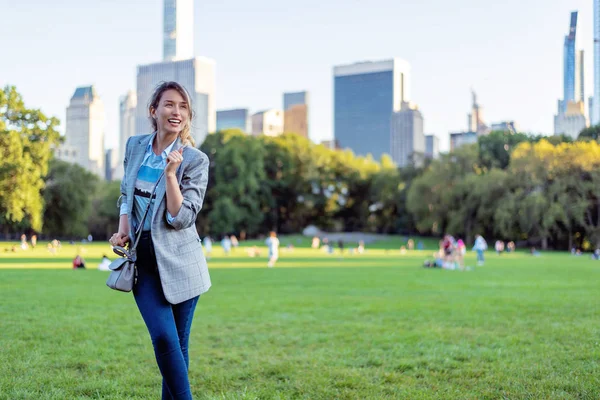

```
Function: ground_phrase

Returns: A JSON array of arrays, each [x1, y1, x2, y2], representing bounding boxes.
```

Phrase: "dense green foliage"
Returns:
[[0, 86, 61, 233], [199, 130, 411, 236], [3, 86, 600, 250], [408, 134, 600, 249]]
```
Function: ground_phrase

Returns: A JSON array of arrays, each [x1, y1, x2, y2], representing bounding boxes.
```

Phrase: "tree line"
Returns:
[[2, 85, 600, 250]]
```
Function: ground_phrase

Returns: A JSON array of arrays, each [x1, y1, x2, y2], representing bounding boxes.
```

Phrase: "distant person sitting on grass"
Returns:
[[98, 255, 111, 271], [530, 247, 541, 257], [312, 236, 320, 249], [72, 255, 86, 269], [20, 234, 29, 250], [495, 240, 505, 255], [357, 240, 365, 254]]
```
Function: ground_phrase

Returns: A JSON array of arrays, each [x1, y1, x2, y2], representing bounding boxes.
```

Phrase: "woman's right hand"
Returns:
[[109, 232, 130, 247]]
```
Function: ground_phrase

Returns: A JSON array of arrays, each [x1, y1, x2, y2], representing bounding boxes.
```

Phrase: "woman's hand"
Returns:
[[165, 147, 184, 177], [109, 232, 130, 247]]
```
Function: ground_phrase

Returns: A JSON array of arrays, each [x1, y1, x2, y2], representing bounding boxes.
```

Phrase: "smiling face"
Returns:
[[150, 89, 190, 137]]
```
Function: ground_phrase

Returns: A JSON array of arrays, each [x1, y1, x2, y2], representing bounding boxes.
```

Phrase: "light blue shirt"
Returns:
[[120, 134, 179, 231]]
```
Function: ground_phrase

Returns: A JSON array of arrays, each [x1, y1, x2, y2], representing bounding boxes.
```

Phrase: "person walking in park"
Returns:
[[203, 236, 213, 260], [109, 81, 211, 400], [266, 231, 280, 268], [473, 235, 488, 266]]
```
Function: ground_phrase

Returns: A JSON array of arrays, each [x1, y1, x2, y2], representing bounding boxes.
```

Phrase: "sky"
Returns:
[[0, 0, 593, 153]]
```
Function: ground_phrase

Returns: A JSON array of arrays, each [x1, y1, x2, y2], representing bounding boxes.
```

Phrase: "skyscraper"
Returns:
[[563, 11, 578, 112], [594, 1, 600, 124], [217, 109, 251, 132], [390, 102, 425, 167], [575, 50, 585, 103], [113, 91, 137, 181], [163, 0, 193, 61], [136, 0, 216, 145], [555, 11, 587, 136], [284, 92, 308, 110], [136, 57, 215, 144], [425, 134, 439, 159], [554, 101, 587, 139], [283, 91, 309, 138], [251, 110, 284, 136], [59, 86, 105, 178], [334, 58, 411, 159], [491, 121, 518, 134], [468, 90, 489, 135]]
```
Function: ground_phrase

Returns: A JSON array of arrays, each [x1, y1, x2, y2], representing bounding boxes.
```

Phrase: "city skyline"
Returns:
[[0, 0, 594, 153]]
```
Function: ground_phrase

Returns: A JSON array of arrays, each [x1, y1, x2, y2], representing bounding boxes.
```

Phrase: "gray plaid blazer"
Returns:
[[120, 134, 211, 304]]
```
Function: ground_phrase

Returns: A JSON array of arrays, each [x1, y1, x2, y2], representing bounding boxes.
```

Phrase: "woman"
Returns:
[[109, 81, 211, 400]]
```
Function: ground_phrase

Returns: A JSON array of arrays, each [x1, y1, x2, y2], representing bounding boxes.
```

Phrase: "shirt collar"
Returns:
[[146, 132, 178, 159]]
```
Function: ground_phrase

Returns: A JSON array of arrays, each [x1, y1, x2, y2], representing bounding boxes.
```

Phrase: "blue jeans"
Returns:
[[476, 249, 484, 264], [134, 232, 199, 400]]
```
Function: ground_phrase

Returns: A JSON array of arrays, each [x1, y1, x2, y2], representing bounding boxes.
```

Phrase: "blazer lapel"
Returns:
[[151, 137, 183, 223], [127, 134, 153, 215]]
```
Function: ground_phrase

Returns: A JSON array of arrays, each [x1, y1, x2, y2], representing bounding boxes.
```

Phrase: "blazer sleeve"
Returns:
[[166, 150, 209, 230], [119, 137, 133, 216]]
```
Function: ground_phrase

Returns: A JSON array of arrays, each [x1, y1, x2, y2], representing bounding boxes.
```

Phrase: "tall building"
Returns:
[[283, 91, 309, 138], [554, 101, 587, 139], [491, 121, 518, 133], [163, 0, 193, 61], [320, 139, 340, 150], [390, 102, 425, 167], [113, 91, 136, 181], [425, 134, 439, 159], [105, 149, 115, 181], [593, 1, 600, 124], [575, 50, 585, 103], [555, 11, 587, 135], [136, 57, 216, 144], [136, 0, 216, 145], [563, 11, 578, 112], [217, 109, 251, 133], [334, 58, 411, 159], [468, 90, 489, 135], [449, 131, 477, 152], [251, 110, 284, 136], [58, 86, 105, 177], [284, 91, 308, 110]]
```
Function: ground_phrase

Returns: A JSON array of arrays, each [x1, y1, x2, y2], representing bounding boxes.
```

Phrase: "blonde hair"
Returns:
[[148, 81, 195, 147]]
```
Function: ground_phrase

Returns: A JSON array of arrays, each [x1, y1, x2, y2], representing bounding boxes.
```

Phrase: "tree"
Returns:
[[477, 130, 530, 170], [200, 130, 266, 236], [578, 125, 600, 141], [0, 86, 61, 233], [88, 180, 122, 240], [42, 160, 99, 238]]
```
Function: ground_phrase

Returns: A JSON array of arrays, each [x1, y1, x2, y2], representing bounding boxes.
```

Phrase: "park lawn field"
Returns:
[[0, 242, 598, 399]]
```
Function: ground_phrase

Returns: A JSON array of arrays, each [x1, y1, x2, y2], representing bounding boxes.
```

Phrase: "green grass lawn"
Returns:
[[0, 239, 598, 399]]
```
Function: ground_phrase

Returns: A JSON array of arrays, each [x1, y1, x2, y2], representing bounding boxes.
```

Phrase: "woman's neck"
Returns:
[[153, 131, 178, 155]]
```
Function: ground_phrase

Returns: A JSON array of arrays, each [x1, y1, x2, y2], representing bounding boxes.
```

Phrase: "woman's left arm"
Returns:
[[165, 149, 209, 230]]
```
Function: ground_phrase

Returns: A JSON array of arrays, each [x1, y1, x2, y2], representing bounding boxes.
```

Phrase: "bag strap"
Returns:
[[130, 170, 165, 252]]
